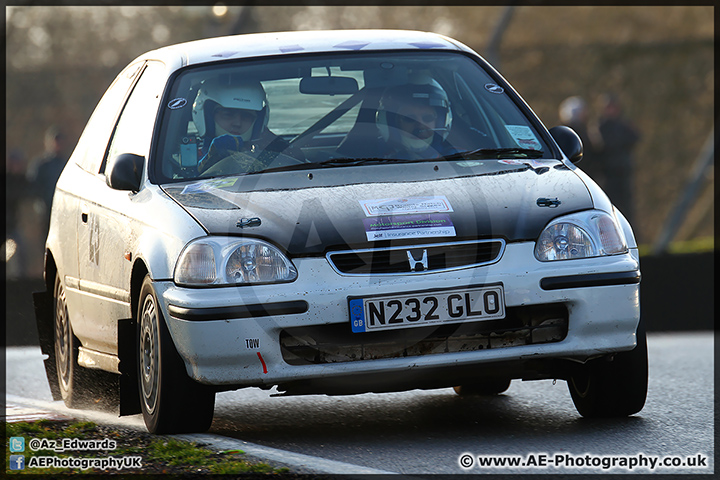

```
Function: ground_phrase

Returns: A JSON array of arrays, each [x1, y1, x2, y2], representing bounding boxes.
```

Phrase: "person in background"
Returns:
[[26, 125, 69, 231], [6, 148, 29, 239], [4, 148, 31, 278], [558, 95, 602, 181], [594, 93, 641, 225]]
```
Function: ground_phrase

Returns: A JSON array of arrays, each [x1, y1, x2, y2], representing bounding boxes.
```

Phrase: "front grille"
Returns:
[[327, 239, 505, 275], [280, 304, 568, 365]]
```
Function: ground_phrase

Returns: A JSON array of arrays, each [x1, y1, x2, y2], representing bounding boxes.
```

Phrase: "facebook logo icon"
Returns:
[[9, 455, 25, 470]]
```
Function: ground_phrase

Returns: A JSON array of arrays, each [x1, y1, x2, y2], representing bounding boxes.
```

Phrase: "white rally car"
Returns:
[[34, 30, 646, 434]]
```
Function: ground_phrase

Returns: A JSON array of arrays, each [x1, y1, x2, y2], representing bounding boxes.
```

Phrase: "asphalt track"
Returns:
[[5, 331, 714, 475]]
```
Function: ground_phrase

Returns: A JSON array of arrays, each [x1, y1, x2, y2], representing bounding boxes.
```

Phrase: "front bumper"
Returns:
[[156, 242, 641, 391]]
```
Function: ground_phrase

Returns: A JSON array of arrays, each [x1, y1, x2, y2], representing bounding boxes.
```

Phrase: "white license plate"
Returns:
[[349, 285, 505, 333]]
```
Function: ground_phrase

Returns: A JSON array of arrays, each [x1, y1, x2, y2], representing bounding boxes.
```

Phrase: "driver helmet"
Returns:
[[377, 78, 452, 152], [192, 78, 269, 142]]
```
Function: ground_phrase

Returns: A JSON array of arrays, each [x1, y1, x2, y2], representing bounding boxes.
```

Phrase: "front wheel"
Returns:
[[568, 320, 648, 417], [138, 276, 215, 433]]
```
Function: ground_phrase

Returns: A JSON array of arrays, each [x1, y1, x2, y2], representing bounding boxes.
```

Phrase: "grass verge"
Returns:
[[638, 236, 715, 257], [5, 419, 291, 475]]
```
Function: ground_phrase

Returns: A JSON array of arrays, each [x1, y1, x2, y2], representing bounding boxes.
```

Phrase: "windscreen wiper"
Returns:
[[443, 147, 545, 161], [257, 156, 410, 174]]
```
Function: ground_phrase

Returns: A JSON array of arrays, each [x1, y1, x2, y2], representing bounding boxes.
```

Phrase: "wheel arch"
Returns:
[[130, 259, 150, 320], [43, 248, 58, 292], [117, 258, 151, 416]]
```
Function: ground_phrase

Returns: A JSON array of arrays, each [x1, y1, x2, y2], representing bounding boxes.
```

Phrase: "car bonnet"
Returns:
[[161, 160, 593, 255]]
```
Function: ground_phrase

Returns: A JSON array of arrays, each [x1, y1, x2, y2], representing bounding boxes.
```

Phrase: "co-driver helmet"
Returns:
[[377, 79, 453, 148]]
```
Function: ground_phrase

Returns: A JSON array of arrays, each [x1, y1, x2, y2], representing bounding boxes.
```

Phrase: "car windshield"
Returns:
[[154, 51, 553, 182]]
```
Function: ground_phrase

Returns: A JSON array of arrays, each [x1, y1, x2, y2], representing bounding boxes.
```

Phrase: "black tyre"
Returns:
[[454, 378, 511, 396], [53, 273, 92, 408], [138, 275, 215, 434], [568, 319, 648, 417]]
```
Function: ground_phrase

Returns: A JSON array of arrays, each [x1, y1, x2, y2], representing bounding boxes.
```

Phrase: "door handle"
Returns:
[[81, 204, 89, 223]]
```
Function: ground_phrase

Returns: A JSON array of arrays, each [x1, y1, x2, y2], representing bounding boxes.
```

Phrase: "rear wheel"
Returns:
[[454, 378, 511, 396], [568, 320, 648, 417], [53, 273, 91, 408], [138, 275, 215, 433]]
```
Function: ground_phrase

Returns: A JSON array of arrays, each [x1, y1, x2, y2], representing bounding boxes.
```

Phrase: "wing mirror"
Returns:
[[549, 126, 583, 164], [106, 153, 144, 192]]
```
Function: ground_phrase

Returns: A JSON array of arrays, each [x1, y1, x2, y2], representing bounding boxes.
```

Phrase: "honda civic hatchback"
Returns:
[[34, 29, 646, 434]]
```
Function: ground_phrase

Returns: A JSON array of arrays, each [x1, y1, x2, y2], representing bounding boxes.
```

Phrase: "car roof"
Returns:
[[137, 30, 473, 69]]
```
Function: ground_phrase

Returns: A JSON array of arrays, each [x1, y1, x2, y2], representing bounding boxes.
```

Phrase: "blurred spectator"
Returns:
[[4, 148, 30, 278], [594, 93, 641, 225], [26, 125, 69, 231], [558, 95, 602, 180], [4, 147, 47, 278], [6, 148, 29, 237]]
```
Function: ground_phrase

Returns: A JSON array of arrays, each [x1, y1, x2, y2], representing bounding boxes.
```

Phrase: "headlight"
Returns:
[[535, 210, 627, 261], [175, 237, 297, 286]]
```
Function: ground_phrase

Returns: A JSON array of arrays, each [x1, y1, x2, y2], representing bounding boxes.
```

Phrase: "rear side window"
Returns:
[[73, 62, 143, 174], [103, 61, 167, 174]]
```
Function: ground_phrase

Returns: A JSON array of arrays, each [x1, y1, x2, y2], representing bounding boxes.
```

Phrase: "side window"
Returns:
[[75, 62, 143, 173], [103, 61, 167, 174]]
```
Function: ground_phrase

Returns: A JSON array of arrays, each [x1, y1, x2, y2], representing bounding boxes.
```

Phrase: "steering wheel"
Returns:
[[199, 150, 304, 177]]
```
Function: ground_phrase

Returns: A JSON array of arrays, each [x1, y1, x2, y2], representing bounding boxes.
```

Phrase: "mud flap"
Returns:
[[118, 318, 141, 416], [33, 290, 62, 401]]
